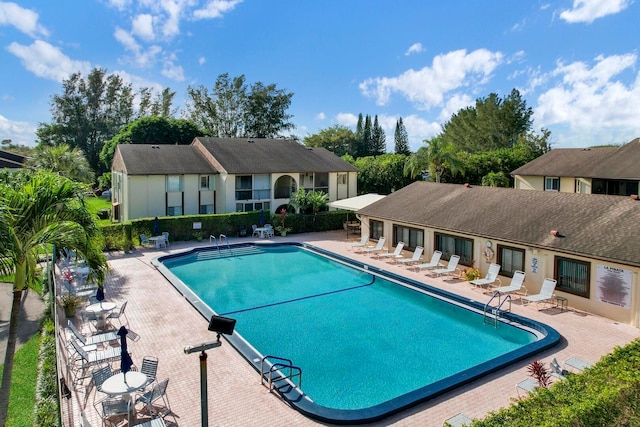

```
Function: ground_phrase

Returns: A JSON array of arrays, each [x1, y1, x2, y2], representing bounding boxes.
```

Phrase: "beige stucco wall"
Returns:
[[514, 175, 543, 190], [359, 215, 640, 327]]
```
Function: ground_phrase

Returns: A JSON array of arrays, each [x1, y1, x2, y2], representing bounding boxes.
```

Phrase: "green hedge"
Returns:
[[471, 338, 640, 426], [33, 318, 57, 427], [100, 210, 351, 250]]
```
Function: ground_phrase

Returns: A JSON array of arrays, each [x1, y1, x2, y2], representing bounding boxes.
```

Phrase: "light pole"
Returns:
[[184, 315, 237, 427]]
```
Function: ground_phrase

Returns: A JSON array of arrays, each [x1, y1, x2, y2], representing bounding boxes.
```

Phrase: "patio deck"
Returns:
[[60, 230, 640, 426]]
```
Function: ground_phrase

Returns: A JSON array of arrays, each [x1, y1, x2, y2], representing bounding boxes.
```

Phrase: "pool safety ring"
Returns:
[[483, 247, 495, 262]]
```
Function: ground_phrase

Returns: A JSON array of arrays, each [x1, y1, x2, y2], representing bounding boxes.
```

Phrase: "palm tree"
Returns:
[[403, 146, 429, 179], [0, 169, 108, 425], [424, 136, 465, 183], [25, 143, 95, 184]]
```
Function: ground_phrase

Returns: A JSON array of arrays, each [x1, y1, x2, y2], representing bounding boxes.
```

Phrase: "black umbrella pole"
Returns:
[[200, 351, 208, 427]]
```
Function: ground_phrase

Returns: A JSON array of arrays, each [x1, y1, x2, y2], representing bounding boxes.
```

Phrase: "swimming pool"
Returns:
[[154, 243, 560, 424]]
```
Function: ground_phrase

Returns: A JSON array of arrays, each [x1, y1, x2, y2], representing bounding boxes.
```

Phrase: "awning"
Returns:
[[327, 193, 385, 212]]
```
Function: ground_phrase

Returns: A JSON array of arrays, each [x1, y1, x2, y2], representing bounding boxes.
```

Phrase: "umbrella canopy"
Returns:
[[96, 287, 105, 303], [259, 209, 265, 226], [153, 216, 160, 235], [117, 326, 134, 377]]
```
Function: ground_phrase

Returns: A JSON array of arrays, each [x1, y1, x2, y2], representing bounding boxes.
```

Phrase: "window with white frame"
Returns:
[[497, 245, 525, 277], [337, 173, 347, 185], [200, 175, 215, 190], [166, 175, 182, 192], [555, 256, 590, 297], [545, 177, 559, 191]]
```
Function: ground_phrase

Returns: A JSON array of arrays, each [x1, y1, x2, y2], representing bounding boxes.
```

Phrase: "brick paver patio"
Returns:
[[61, 231, 640, 426]]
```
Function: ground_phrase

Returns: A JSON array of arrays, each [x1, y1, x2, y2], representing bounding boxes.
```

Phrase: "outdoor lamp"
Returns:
[[185, 315, 236, 427]]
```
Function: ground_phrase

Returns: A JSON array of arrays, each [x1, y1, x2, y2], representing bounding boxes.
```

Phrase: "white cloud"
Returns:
[[535, 53, 640, 131], [405, 43, 424, 56], [360, 48, 503, 109], [161, 55, 185, 81], [559, 0, 631, 24], [105, 0, 131, 11], [6, 40, 91, 81], [132, 14, 155, 41], [315, 112, 325, 120], [335, 113, 358, 127], [193, 0, 243, 20], [114, 26, 162, 68], [0, 114, 37, 146], [198, 56, 206, 65], [0, 2, 49, 38]]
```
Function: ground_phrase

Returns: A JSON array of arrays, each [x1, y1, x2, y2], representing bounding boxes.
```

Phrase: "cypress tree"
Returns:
[[362, 114, 372, 157], [394, 117, 410, 155], [371, 115, 386, 155]]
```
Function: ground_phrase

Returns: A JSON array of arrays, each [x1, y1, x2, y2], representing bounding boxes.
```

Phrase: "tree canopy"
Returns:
[[394, 117, 410, 155], [352, 153, 413, 194], [441, 88, 533, 153], [186, 73, 294, 138], [303, 125, 357, 157], [100, 116, 204, 170], [25, 144, 95, 184]]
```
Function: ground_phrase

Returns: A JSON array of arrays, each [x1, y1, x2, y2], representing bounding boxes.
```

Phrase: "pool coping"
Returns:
[[152, 241, 561, 425]]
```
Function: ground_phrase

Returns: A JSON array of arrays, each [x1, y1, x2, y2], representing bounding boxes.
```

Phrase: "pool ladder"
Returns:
[[483, 291, 512, 327], [260, 355, 302, 393], [209, 234, 232, 255]]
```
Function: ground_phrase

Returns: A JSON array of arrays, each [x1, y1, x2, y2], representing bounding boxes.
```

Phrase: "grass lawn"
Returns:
[[0, 333, 41, 427], [85, 194, 113, 226]]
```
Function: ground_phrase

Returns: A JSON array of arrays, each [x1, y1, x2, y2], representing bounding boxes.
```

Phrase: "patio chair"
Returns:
[[140, 234, 151, 247], [550, 357, 570, 379], [106, 301, 129, 327], [361, 237, 386, 255], [162, 231, 170, 246], [493, 270, 527, 296], [135, 378, 172, 418], [68, 320, 119, 346], [515, 377, 539, 398], [251, 224, 260, 237], [430, 255, 461, 279], [138, 356, 159, 390], [98, 397, 130, 427], [91, 364, 115, 394], [563, 356, 591, 372], [349, 234, 369, 251], [264, 224, 275, 238], [413, 250, 442, 272], [131, 417, 167, 427], [68, 336, 121, 383], [397, 246, 424, 266], [443, 412, 473, 427], [470, 263, 502, 289], [376, 241, 405, 260], [522, 278, 557, 309]]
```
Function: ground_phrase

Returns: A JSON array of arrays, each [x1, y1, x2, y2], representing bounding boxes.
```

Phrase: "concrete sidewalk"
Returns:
[[0, 282, 46, 364]]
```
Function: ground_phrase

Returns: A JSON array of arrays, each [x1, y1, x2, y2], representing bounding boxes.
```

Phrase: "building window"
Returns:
[[574, 179, 588, 194], [337, 173, 347, 185], [167, 205, 182, 216], [235, 202, 271, 213], [497, 245, 525, 277], [370, 219, 383, 240], [434, 233, 473, 266], [235, 175, 252, 200], [200, 175, 215, 190], [167, 175, 182, 192], [392, 225, 424, 251], [545, 177, 559, 191], [315, 173, 329, 193], [200, 204, 213, 214], [253, 174, 270, 200], [555, 256, 590, 297]]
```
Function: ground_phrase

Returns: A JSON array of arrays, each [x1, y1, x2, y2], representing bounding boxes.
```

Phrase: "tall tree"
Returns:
[[100, 116, 203, 169], [303, 125, 357, 157], [441, 88, 533, 153], [0, 170, 108, 425], [355, 113, 364, 157], [423, 136, 465, 183], [371, 115, 386, 155], [186, 73, 294, 139], [26, 144, 95, 183], [361, 114, 372, 157], [36, 67, 173, 176], [404, 145, 429, 179], [394, 117, 410, 155], [355, 153, 414, 194]]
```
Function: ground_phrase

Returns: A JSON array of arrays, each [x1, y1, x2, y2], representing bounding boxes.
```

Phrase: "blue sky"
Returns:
[[1, 0, 639, 152]]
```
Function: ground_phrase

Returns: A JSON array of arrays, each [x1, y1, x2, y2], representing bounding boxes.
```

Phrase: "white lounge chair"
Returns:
[[413, 250, 442, 272], [493, 270, 527, 296], [376, 242, 405, 260], [430, 255, 461, 278], [523, 278, 557, 309], [397, 246, 424, 266], [362, 237, 386, 255], [443, 412, 473, 427], [349, 234, 369, 251], [563, 356, 591, 372], [470, 263, 502, 289]]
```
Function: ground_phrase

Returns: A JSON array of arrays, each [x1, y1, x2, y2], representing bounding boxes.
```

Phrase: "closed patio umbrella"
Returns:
[[117, 326, 134, 381], [153, 216, 160, 235], [96, 287, 105, 306]]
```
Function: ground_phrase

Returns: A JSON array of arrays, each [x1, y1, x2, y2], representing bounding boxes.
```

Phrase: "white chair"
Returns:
[[135, 378, 172, 418], [361, 237, 386, 255], [413, 250, 442, 272], [264, 224, 275, 238], [161, 231, 170, 246], [251, 224, 260, 238], [140, 234, 151, 247], [349, 234, 369, 251], [563, 356, 591, 372], [430, 255, 461, 278], [376, 241, 405, 260], [106, 301, 129, 328], [523, 278, 557, 309], [493, 270, 527, 296], [470, 263, 502, 289], [397, 246, 424, 266], [443, 412, 473, 427]]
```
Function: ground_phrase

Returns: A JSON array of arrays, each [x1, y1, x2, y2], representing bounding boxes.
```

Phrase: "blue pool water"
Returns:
[[155, 243, 560, 424]]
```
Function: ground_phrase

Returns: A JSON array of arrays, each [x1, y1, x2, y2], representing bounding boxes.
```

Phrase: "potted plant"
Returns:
[[275, 208, 292, 236], [60, 294, 83, 318], [461, 267, 481, 282]]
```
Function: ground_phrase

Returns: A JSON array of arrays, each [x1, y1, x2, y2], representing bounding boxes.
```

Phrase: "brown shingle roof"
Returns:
[[113, 144, 218, 175], [0, 150, 26, 168], [511, 138, 640, 179], [194, 137, 358, 174], [358, 181, 640, 267]]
